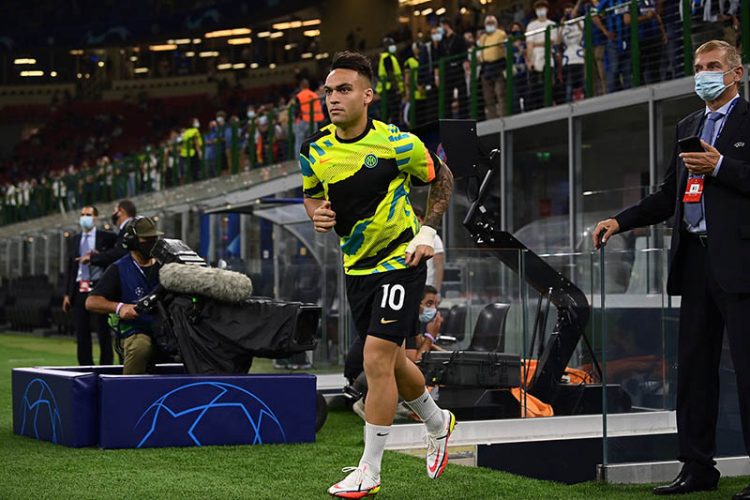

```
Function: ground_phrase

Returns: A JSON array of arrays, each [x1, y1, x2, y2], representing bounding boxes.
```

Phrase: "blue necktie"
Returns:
[[80, 233, 91, 281], [684, 111, 722, 227]]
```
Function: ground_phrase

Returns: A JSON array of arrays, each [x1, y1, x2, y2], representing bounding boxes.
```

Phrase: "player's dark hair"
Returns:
[[118, 199, 137, 217], [330, 51, 373, 84], [423, 285, 438, 297]]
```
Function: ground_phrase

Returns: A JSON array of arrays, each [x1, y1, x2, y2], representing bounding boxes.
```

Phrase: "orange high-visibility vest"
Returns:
[[296, 88, 324, 123]]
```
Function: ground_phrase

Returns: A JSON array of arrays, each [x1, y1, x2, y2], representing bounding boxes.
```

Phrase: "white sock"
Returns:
[[359, 422, 390, 478], [405, 390, 445, 435]]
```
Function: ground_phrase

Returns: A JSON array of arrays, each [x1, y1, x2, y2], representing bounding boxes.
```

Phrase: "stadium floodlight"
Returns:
[[257, 31, 271, 38], [150, 44, 177, 51], [269, 63, 276, 69], [232, 63, 246, 69], [250, 63, 259, 69], [192, 38, 201, 44], [217, 63, 232, 70], [303, 29, 320, 37], [227, 37, 252, 45], [301, 52, 313, 59], [134, 67, 149, 74], [14, 58, 37, 65], [174, 38, 191, 45], [436, 7, 446, 15], [69, 49, 84, 56], [270, 32, 284, 39], [129, 56, 138, 62], [97, 61, 105, 68], [283, 43, 297, 51], [301, 19, 321, 26], [185, 51, 195, 57], [50, 71, 58, 77], [199, 51, 219, 57], [314, 52, 329, 60], [20, 70, 44, 77], [205, 28, 251, 38], [421, 7, 433, 15]]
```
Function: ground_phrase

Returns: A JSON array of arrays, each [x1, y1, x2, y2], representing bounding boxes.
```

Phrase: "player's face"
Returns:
[[324, 68, 373, 128]]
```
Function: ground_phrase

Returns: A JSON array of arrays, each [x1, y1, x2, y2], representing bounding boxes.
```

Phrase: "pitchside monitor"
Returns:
[[439, 119, 481, 180]]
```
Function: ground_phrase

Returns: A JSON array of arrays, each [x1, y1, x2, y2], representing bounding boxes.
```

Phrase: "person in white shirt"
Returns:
[[525, 0, 557, 110]]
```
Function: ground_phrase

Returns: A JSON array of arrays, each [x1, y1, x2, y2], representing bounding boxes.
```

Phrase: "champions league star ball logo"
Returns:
[[134, 382, 287, 448], [134, 286, 145, 298], [19, 378, 63, 443]]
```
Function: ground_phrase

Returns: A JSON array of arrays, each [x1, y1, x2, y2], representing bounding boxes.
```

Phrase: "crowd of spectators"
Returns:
[[0, 1, 745, 226]]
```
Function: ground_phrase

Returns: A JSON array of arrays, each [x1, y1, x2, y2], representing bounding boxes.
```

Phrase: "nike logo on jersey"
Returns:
[[380, 318, 398, 324]]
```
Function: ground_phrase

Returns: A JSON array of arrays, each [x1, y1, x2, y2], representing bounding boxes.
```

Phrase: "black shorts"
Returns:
[[346, 263, 427, 345]]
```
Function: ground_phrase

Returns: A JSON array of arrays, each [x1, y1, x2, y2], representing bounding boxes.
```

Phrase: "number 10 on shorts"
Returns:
[[380, 284, 405, 311]]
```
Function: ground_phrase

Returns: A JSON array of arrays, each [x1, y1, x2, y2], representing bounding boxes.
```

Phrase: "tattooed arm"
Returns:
[[424, 163, 454, 229], [405, 163, 454, 266]]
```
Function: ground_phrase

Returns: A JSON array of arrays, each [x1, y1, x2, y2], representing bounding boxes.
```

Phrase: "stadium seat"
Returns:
[[466, 303, 511, 352]]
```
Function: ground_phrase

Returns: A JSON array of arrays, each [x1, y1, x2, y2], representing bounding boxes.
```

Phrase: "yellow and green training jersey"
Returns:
[[300, 119, 442, 275]]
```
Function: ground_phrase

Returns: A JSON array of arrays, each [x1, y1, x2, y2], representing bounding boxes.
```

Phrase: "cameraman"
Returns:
[[85, 217, 162, 374]]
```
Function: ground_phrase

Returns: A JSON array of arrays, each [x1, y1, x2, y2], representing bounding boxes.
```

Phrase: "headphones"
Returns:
[[121, 216, 145, 250]]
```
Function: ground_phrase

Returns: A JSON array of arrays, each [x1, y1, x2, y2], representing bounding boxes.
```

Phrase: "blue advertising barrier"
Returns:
[[12, 365, 317, 449], [12, 368, 99, 448], [99, 374, 316, 449]]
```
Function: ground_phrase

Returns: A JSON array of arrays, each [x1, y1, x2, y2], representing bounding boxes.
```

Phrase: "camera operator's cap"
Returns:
[[133, 216, 163, 238]]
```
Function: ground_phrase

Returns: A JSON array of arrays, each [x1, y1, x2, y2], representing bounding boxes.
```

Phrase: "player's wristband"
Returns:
[[423, 333, 436, 342], [115, 302, 124, 317], [405, 225, 437, 255]]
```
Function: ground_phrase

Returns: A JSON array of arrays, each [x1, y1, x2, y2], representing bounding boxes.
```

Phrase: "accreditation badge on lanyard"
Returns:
[[683, 176, 704, 203]]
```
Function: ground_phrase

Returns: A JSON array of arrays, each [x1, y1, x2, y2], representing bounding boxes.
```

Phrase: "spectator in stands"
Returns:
[[376, 37, 404, 125], [204, 120, 220, 178], [588, 0, 615, 96], [63, 205, 117, 366], [179, 117, 203, 183], [596, 0, 631, 93], [440, 17, 469, 118], [86, 217, 162, 375], [215, 110, 228, 173], [525, 0, 557, 110], [294, 78, 325, 153], [509, 21, 530, 114], [624, 0, 667, 85], [403, 42, 427, 127], [419, 27, 445, 124], [478, 15, 509, 119], [90, 198, 136, 269], [558, 2, 586, 102]]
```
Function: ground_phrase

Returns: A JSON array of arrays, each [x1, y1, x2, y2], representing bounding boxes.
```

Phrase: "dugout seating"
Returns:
[[437, 303, 510, 353]]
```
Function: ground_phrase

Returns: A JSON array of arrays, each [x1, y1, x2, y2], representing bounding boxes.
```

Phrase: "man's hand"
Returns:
[[312, 200, 337, 233], [680, 140, 721, 176], [118, 304, 139, 321], [426, 311, 443, 337], [592, 218, 620, 248], [62, 295, 71, 313], [77, 252, 91, 264], [405, 225, 436, 266]]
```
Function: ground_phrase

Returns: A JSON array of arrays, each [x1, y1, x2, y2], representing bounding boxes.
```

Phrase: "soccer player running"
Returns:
[[300, 51, 455, 498]]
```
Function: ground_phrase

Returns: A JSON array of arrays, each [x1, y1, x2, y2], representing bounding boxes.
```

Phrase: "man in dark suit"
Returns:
[[593, 40, 750, 498], [89, 199, 136, 269], [62, 205, 117, 366]]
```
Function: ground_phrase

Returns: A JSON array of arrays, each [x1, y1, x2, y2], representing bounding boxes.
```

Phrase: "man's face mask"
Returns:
[[694, 68, 736, 102]]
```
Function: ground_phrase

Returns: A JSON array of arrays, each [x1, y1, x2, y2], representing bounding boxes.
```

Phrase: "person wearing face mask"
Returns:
[[524, 0, 556, 110], [405, 285, 445, 363], [477, 15, 508, 119], [178, 116, 203, 183], [86, 217, 163, 375], [89, 199, 136, 269], [508, 21, 530, 114], [204, 120, 220, 178], [63, 205, 117, 366], [376, 37, 404, 125], [418, 26, 446, 124], [439, 17, 468, 118], [592, 41, 750, 498]]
